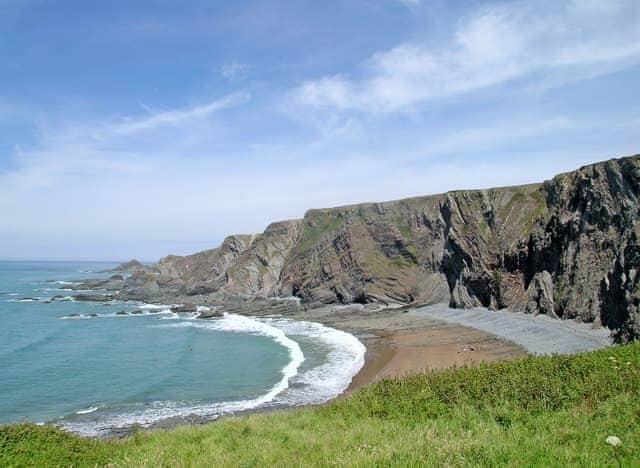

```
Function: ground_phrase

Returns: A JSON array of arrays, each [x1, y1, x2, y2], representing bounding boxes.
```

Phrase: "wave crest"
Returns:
[[62, 314, 364, 437]]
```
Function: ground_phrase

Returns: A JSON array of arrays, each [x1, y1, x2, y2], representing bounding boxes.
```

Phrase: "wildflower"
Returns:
[[606, 435, 621, 447]]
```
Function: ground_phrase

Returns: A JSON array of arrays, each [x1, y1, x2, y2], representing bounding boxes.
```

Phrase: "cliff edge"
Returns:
[[124, 154, 640, 342]]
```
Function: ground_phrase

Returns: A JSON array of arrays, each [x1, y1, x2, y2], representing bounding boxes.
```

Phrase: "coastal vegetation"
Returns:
[[2, 343, 639, 466]]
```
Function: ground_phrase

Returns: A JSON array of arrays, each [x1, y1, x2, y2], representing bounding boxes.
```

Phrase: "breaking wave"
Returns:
[[61, 313, 365, 437]]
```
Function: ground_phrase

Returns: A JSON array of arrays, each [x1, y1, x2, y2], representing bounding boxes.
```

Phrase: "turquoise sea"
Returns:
[[0, 261, 365, 437]]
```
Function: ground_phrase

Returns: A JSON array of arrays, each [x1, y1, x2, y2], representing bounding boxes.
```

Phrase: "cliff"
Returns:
[[131, 154, 640, 341]]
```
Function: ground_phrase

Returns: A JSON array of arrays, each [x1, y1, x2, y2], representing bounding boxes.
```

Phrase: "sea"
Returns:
[[0, 261, 365, 437]]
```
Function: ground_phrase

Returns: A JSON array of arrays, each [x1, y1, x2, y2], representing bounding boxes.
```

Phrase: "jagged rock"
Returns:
[[119, 271, 161, 300], [62, 278, 125, 291], [171, 305, 198, 313], [525, 271, 556, 317], [196, 310, 223, 319], [74, 294, 114, 302], [106, 260, 144, 273]]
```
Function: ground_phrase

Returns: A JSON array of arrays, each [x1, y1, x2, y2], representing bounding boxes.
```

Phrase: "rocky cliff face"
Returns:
[[153, 220, 303, 298], [132, 155, 640, 341]]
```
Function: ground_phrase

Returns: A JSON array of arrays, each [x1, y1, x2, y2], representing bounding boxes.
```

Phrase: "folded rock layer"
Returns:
[[125, 154, 640, 341]]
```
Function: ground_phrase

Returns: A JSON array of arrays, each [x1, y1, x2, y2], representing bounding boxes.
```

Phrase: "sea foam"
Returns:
[[62, 313, 365, 438]]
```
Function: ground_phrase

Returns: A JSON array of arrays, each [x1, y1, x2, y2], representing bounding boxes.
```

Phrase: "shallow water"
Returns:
[[0, 261, 365, 437]]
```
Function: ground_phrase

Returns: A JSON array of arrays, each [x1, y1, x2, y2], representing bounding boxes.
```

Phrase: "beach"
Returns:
[[287, 305, 526, 394], [286, 303, 612, 395]]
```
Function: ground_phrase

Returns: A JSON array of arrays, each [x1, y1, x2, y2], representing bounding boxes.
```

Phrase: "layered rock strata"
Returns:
[[80, 155, 640, 341]]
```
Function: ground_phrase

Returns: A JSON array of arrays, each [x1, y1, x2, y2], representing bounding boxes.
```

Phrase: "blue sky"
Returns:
[[1, 0, 639, 261]]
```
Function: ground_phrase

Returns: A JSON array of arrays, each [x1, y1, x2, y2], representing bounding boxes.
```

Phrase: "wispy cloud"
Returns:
[[1, 0, 638, 260], [2, 92, 250, 191], [292, 0, 640, 113], [110, 92, 250, 135], [220, 61, 249, 80], [1, 99, 637, 260]]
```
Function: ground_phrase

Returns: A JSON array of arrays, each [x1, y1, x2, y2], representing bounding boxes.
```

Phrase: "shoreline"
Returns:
[[47, 299, 612, 438], [81, 304, 530, 438], [320, 307, 529, 396]]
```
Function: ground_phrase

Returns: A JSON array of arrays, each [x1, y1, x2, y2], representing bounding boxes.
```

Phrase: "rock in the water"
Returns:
[[196, 309, 222, 319], [74, 294, 114, 302], [171, 304, 198, 313], [62, 278, 125, 291]]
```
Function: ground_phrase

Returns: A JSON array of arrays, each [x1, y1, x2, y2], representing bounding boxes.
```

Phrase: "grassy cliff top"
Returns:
[[2, 343, 639, 467]]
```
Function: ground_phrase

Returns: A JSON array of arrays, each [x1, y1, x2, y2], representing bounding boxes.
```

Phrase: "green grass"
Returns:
[[2, 344, 640, 467], [298, 213, 345, 252], [394, 217, 413, 237]]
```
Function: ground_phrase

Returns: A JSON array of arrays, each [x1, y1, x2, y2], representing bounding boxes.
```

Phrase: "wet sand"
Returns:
[[290, 302, 613, 395], [289, 304, 529, 394]]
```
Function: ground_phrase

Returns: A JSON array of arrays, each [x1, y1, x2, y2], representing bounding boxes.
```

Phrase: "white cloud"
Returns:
[[109, 92, 250, 135], [2, 0, 638, 260], [1, 92, 250, 194], [292, 0, 640, 113], [220, 61, 249, 80], [1, 99, 637, 260]]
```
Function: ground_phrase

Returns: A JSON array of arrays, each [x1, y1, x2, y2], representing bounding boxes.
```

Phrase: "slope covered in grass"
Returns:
[[2, 344, 639, 467]]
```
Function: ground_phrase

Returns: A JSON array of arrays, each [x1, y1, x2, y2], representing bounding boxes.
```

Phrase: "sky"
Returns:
[[1, 0, 639, 261]]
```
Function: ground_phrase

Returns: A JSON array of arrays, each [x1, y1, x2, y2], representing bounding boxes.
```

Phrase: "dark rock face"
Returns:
[[110, 154, 640, 341], [279, 155, 640, 342]]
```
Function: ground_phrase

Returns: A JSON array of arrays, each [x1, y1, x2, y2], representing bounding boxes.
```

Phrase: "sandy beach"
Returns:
[[290, 305, 526, 394], [288, 303, 613, 395]]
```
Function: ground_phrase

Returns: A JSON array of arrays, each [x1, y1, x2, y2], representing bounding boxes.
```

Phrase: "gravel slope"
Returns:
[[410, 304, 612, 355]]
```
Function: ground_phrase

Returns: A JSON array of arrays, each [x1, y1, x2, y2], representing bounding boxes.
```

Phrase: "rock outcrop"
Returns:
[[105, 259, 145, 273], [153, 220, 303, 298], [114, 155, 640, 341]]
